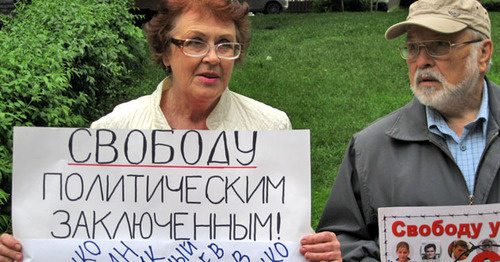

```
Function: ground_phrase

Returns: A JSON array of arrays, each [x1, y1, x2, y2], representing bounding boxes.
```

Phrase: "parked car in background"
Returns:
[[135, 0, 289, 15], [241, 0, 289, 14]]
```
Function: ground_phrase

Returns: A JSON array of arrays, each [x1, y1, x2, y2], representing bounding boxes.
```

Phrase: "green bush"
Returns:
[[0, 0, 149, 232]]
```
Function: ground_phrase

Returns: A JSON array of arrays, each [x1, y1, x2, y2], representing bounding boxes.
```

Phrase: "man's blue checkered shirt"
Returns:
[[426, 81, 489, 194]]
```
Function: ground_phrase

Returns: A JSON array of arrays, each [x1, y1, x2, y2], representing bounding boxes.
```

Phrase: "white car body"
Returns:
[[242, 0, 289, 14]]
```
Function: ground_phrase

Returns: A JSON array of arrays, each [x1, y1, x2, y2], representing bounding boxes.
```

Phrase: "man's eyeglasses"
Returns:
[[170, 38, 242, 60], [398, 39, 483, 60]]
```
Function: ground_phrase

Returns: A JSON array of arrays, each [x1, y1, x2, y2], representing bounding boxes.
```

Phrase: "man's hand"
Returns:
[[300, 231, 342, 262]]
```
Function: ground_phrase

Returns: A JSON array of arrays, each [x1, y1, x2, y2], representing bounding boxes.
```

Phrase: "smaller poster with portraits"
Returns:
[[378, 203, 500, 262]]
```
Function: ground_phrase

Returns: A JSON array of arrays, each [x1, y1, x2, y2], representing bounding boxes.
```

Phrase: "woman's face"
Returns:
[[163, 10, 237, 107], [397, 247, 409, 261]]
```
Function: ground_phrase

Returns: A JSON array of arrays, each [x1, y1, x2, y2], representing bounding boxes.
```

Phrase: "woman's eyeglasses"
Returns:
[[398, 39, 483, 60], [170, 38, 241, 60]]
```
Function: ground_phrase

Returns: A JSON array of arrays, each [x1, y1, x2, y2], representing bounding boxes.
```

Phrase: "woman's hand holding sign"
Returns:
[[0, 233, 22, 262]]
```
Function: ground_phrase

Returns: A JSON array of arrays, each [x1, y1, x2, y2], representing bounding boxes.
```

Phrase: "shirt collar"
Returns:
[[427, 80, 489, 138]]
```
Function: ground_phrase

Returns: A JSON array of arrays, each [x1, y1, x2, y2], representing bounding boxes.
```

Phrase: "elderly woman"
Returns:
[[0, 0, 341, 261], [91, 0, 291, 130]]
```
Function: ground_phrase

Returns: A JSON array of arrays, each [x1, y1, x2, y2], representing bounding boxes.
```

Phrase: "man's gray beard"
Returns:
[[411, 50, 481, 113]]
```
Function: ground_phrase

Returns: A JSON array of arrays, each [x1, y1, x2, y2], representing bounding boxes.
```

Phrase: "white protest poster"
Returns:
[[378, 203, 500, 262], [13, 127, 311, 261]]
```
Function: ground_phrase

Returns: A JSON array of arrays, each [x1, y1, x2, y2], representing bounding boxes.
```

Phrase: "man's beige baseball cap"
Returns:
[[385, 0, 491, 40]]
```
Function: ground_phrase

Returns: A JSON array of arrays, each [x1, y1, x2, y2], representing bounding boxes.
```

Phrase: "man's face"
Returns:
[[405, 26, 481, 112], [453, 246, 468, 260], [483, 243, 493, 252], [425, 247, 436, 259]]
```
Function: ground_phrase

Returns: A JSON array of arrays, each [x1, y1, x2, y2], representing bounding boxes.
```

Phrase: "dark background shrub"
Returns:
[[483, 0, 500, 11], [313, 0, 371, 12], [313, 0, 500, 13]]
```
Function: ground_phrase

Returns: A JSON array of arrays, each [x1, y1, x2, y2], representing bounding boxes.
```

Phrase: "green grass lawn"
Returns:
[[132, 11, 500, 229]]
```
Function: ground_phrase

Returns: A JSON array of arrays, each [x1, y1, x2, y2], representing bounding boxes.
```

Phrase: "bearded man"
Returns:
[[316, 0, 498, 260]]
